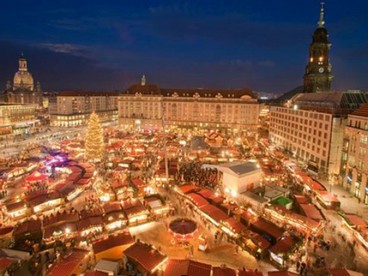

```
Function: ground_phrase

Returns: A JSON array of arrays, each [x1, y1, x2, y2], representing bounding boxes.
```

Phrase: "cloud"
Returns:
[[36, 43, 87, 55]]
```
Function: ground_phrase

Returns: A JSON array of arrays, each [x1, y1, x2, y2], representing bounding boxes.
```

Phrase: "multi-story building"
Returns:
[[49, 91, 118, 127], [303, 3, 333, 93], [119, 77, 259, 133], [343, 103, 368, 203], [0, 103, 38, 136], [4, 54, 43, 106], [269, 91, 368, 180]]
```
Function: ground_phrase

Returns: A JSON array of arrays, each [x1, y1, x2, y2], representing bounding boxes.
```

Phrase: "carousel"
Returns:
[[168, 218, 198, 245]]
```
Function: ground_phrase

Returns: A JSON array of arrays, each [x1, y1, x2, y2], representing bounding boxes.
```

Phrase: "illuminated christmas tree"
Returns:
[[85, 112, 104, 162]]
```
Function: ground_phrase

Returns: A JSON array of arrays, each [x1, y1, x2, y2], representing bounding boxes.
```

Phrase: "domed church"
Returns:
[[4, 53, 43, 106]]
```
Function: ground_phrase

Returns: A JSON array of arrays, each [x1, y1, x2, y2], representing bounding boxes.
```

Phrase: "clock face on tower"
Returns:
[[319, 67, 324, 73]]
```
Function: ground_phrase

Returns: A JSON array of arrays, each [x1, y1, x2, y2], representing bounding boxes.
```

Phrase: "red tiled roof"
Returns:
[[0, 257, 16, 270], [213, 266, 236, 276], [240, 209, 256, 223], [5, 201, 26, 212], [131, 178, 145, 188], [299, 204, 324, 221], [293, 194, 309, 205], [244, 230, 271, 250], [187, 193, 209, 208], [269, 235, 298, 254], [93, 232, 133, 254], [47, 249, 88, 276], [121, 199, 147, 217], [179, 184, 200, 194], [103, 202, 122, 214], [111, 179, 129, 189], [267, 271, 299, 276], [222, 218, 246, 234], [327, 268, 352, 276], [306, 180, 326, 191], [351, 102, 368, 117], [197, 189, 224, 204], [80, 208, 104, 219], [13, 219, 42, 236], [200, 205, 229, 222], [164, 259, 211, 276], [43, 211, 79, 227], [44, 222, 77, 240], [84, 271, 109, 276], [123, 84, 256, 99], [124, 242, 167, 273], [0, 226, 13, 236], [238, 269, 263, 276], [251, 218, 284, 240], [77, 217, 104, 231], [315, 190, 340, 203], [344, 214, 367, 228]]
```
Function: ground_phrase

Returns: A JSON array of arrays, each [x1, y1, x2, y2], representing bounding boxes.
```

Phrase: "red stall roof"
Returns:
[[93, 232, 133, 254], [223, 218, 246, 234], [200, 205, 229, 223], [213, 266, 236, 276], [124, 242, 167, 273], [299, 204, 324, 221], [47, 249, 88, 276], [179, 184, 200, 194], [187, 193, 209, 208], [164, 259, 211, 276]]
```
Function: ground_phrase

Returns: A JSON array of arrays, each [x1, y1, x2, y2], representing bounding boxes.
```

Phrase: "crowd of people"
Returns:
[[177, 162, 218, 188]]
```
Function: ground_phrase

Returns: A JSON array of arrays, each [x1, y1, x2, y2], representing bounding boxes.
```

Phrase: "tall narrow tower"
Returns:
[[303, 2, 333, 93]]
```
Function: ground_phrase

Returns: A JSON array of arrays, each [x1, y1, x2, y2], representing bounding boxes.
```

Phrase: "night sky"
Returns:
[[1, 1, 368, 95]]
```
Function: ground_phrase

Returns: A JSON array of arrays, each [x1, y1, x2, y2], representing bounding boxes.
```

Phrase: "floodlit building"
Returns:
[[49, 91, 118, 127], [269, 91, 368, 181], [343, 103, 368, 203], [0, 103, 38, 137], [3, 54, 43, 106], [303, 2, 333, 93], [118, 76, 259, 133]]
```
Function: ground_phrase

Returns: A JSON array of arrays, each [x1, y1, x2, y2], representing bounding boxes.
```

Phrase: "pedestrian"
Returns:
[[296, 261, 300, 272]]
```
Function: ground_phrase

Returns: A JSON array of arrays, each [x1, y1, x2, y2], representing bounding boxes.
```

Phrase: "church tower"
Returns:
[[303, 2, 333, 93]]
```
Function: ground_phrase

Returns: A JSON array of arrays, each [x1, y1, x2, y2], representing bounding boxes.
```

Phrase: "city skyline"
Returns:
[[1, 1, 368, 94]]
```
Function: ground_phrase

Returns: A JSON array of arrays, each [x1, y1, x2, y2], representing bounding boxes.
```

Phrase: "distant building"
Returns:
[[269, 91, 368, 180], [118, 76, 259, 133], [343, 103, 368, 204], [4, 54, 43, 106], [48, 91, 118, 127], [0, 103, 38, 137], [303, 2, 333, 93]]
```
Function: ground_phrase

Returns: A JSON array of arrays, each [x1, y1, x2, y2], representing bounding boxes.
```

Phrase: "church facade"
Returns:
[[4, 54, 43, 106]]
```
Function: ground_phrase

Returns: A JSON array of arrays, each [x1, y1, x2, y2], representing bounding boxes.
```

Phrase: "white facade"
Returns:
[[218, 161, 262, 195]]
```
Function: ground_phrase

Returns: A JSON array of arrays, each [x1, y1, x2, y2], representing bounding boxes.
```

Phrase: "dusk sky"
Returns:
[[1, 1, 368, 94]]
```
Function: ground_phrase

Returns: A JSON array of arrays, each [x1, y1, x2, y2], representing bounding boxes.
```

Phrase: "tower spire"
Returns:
[[318, 2, 325, 28], [141, 74, 146, 86]]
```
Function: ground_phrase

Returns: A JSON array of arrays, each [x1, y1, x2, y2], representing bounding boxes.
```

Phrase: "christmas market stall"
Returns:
[[123, 242, 168, 276], [102, 202, 127, 231], [121, 198, 150, 226]]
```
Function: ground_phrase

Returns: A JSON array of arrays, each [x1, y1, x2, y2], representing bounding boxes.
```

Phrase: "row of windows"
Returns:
[[271, 135, 327, 168], [272, 108, 331, 121]]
